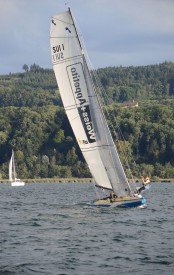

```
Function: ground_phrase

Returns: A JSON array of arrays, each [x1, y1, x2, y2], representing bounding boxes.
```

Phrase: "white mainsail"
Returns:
[[9, 152, 13, 182], [9, 150, 25, 186], [50, 9, 132, 197]]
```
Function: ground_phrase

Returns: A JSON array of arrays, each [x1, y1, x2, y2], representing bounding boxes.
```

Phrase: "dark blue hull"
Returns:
[[93, 197, 146, 208]]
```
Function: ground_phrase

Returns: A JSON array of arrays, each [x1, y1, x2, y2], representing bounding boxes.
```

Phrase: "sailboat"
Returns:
[[50, 8, 146, 207], [9, 150, 25, 187]]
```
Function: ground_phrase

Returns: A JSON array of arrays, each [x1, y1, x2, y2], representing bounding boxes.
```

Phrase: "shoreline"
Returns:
[[0, 177, 174, 184], [0, 178, 95, 184]]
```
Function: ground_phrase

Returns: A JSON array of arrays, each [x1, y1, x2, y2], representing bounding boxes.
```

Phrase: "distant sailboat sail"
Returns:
[[50, 8, 146, 207], [9, 150, 25, 187], [9, 152, 13, 182]]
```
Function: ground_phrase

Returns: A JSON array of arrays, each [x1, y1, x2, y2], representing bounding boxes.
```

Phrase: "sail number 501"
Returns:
[[52, 44, 64, 53], [52, 44, 65, 62]]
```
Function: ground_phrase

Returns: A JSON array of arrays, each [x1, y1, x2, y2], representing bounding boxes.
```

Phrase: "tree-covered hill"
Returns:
[[1, 62, 174, 108], [0, 106, 90, 179], [98, 61, 174, 103], [0, 64, 62, 108], [0, 62, 174, 180]]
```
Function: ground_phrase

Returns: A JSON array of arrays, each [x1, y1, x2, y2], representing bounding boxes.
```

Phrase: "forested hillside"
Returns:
[[0, 62, 174, 180], [98, 61, 174, 103]]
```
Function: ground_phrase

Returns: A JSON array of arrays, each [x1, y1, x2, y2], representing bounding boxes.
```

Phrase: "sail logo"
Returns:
[[78, 138, 88, 145], [52, 44, 64, 62], [79, 105, 96, 143], [67, 63, 96, 143]]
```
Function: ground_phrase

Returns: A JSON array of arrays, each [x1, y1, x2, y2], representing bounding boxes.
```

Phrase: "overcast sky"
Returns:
[[0, 0, 174, 74]]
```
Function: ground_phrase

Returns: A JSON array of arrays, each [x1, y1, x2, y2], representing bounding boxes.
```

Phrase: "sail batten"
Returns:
[[50, 9, 132, 196]]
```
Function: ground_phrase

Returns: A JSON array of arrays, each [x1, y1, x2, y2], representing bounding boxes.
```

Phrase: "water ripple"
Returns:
[[0, 182, 174, 275]]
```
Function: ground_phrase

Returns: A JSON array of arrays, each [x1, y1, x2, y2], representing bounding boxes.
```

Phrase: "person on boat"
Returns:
[[137, 176, 151, 194], [110, 192, 117, 200], [105, 192, 117, 200]]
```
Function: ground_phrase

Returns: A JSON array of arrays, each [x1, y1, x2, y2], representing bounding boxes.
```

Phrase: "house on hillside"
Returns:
[[121, 100, 139, 108]]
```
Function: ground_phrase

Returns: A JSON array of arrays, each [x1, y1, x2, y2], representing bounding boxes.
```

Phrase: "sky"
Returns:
[[0, 0, 174, 74]]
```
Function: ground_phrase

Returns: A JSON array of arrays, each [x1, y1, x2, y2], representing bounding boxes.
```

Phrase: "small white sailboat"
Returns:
[[50, 8, 146, 207], [9, 150, 25, 187]]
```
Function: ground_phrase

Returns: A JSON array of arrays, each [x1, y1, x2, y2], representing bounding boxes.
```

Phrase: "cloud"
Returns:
[[0, 0, 174, 74], [79, 0, 174, 67]]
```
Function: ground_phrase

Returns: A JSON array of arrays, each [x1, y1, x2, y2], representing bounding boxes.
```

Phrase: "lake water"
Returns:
[[0, 182, 174, 275]]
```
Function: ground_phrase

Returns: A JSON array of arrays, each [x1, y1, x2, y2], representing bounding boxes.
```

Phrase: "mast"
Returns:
[[68, 8, 83, 51]]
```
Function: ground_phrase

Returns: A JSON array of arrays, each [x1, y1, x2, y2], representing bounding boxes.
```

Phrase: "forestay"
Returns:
[[50, 9, 132, 197]]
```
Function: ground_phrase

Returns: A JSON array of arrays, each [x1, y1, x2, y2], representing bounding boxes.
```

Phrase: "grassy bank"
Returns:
[[0, 177, 174, 184], [0, 178, 95, 184]]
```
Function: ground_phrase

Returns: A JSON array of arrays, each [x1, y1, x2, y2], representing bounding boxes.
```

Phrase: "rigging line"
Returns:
[[85, 58, 117, 151], [83, 61, 117, 195], [88, 64, 136, 179], [83, 53, 136, 194], [94, 72, 137, 192], [90, 72, 134, 189], [83, 55, 114, 152], [83, 59, 134, 195]]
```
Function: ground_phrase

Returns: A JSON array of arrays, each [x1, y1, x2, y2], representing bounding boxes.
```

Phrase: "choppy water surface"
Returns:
[[0, 182, 174, 275]]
